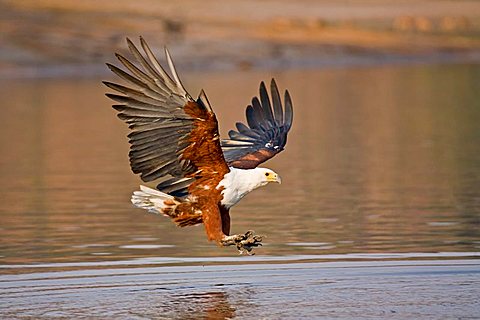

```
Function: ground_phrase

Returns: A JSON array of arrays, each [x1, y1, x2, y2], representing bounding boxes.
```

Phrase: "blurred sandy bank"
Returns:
[[1, 0, 480, 77]]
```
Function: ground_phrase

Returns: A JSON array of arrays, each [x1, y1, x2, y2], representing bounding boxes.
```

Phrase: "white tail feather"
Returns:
[[131, 185, 179, 214]]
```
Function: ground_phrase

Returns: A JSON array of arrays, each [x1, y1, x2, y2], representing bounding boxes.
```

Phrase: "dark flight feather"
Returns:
[[221, 78, 293, 169]]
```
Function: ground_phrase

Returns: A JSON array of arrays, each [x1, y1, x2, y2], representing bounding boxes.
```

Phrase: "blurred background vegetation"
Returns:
[[1, 0, 480, 77]]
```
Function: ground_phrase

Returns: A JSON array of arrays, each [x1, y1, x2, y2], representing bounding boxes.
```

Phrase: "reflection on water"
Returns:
[[1, 260, 479, 319], [0, 63, 479, 265]]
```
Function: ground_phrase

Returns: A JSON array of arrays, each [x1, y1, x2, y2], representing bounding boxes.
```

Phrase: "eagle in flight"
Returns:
[[104, 37, 293, 254]]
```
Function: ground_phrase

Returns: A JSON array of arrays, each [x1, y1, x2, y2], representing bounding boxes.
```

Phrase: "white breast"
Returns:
[[217, 167, 266, 209]]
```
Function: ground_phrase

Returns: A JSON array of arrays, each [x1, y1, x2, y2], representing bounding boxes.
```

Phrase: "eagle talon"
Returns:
[[221, 230, 264, 255], [243, 230, 255, 239]]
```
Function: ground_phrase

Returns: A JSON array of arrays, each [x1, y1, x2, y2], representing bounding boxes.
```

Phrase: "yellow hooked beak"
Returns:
[[267, 173, 282, 184]]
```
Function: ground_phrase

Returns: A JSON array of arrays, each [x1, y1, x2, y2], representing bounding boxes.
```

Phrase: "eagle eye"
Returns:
[[265, 172, 270, 177]]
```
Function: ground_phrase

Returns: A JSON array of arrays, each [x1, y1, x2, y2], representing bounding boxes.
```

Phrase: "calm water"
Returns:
[[1, 63, 479, 318]]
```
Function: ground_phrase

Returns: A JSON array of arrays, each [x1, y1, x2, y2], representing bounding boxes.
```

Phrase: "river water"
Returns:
[[0, 63, 479, 318]]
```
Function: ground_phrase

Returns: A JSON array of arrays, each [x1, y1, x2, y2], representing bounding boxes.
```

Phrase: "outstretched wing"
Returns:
[[221, 79, 293, 169], [104, 37, 229, 190]]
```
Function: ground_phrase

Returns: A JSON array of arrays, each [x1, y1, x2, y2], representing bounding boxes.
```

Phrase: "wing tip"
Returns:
[[198, 89, 213, 113], [164, 46, 190, 98], [125, 37, 134, 47], [259, 80, 267, 92]]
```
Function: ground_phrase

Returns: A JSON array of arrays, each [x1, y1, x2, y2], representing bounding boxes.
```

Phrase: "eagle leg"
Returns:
[[221, 230, 263, 255]]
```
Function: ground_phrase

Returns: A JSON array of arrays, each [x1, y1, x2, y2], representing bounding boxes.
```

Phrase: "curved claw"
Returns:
[[244, 230, 255, 239], [220, 230, 264, 255]]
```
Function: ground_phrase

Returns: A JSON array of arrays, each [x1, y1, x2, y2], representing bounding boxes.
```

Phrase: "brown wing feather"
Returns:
[[105, 38, 232, 242], [183, 100, 229, 241], [183, 99, 229, 201], [104, 37, 229, 195]]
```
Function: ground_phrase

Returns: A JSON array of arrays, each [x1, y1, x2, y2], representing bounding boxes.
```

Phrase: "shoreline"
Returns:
[[1, 49, 479, 80], [1, 0, 480, 79]]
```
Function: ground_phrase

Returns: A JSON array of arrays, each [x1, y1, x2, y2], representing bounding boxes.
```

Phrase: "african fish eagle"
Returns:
[[104, 37, 293, 254]]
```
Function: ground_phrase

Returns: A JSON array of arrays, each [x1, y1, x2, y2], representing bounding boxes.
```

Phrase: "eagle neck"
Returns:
[[218, 167, 265, 209]]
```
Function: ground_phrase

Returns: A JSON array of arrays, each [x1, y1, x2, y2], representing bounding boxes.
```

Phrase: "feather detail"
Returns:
[[221, 78, 294, 169]]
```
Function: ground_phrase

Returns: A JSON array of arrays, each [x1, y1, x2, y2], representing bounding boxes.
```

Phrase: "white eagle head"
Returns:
[[252, 167, 282, 187], [218, 167, 282, 209]]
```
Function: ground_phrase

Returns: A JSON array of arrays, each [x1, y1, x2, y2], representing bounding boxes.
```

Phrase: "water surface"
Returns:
[[0, 63, 479, 318], [1, 259, 479, 319]]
